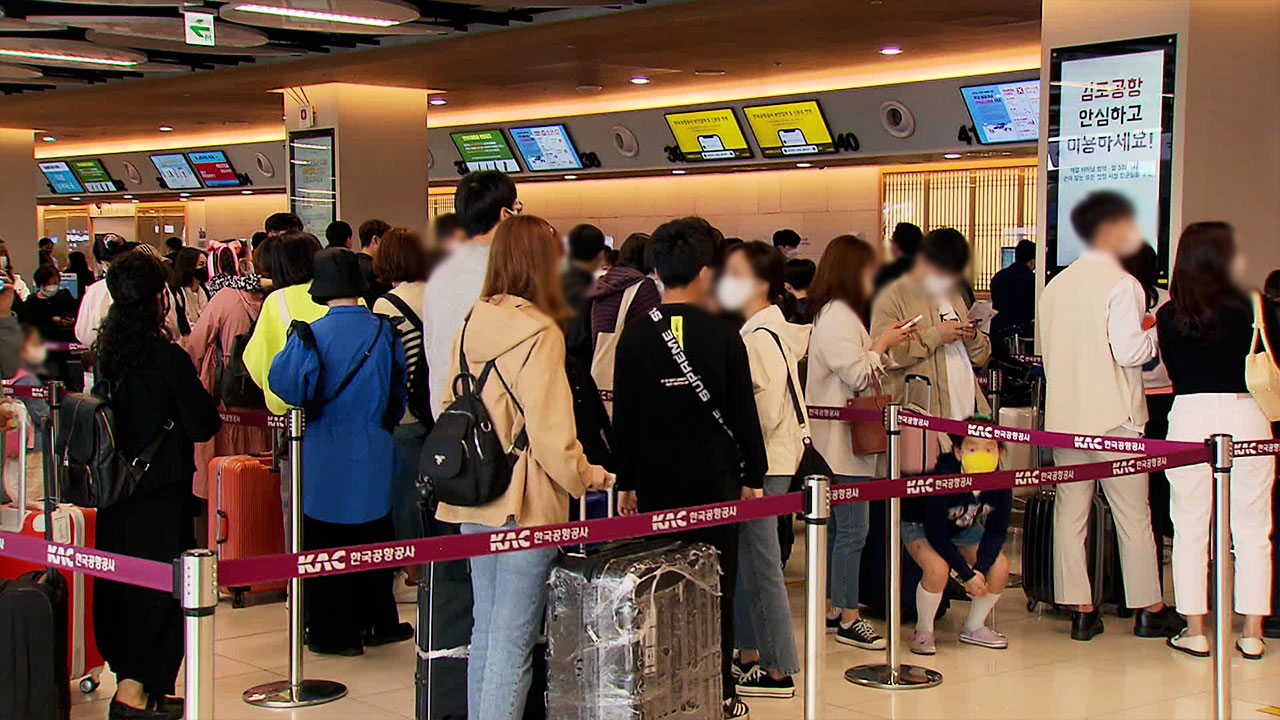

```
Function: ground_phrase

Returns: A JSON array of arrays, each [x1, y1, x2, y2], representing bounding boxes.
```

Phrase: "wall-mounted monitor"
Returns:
[[150, 153, 203, 190], [742, 100, 837, 157], [960, 80, 1041, 144], [664, 108, 753, 162], [69, 158, 117, 193], [450, 129, 521, 173], [508, 124, 584, 172], [186, 150, 243, 188], [38, 161, 85, 194]]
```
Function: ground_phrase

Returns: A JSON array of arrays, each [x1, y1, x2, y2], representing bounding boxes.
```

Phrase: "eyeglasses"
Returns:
[[509, 200, 524, 215]]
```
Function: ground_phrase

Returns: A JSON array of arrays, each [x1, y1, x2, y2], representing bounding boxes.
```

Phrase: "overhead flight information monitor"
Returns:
[[186, 150, 243, 187], [664, 108, 753, 161], [743, 100, 837, 157], [150, 153, 203, 190], [451, 129, 521, 173], [509, 124, 584, 172], [69, 159, 117, 193], [960, 80, 1041, 144], [38, 161, 85, 194]]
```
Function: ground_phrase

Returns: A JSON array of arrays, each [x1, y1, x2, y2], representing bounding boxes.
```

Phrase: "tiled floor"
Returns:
[[70, 547, 1280, 720]]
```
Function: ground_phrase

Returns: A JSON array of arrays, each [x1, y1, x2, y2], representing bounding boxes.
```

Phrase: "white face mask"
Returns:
[[921, 272, 955, 298], [649, 272, 665, 297], [41, 284, 59, 296], [592, 268, 607, 281], [23, 346, 46, 367], [716, 274, 757, 312]]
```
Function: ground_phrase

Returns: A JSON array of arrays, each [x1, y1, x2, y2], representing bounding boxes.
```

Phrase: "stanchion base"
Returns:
[[844, 663, 943, 690], [243, 679, 348, 708]]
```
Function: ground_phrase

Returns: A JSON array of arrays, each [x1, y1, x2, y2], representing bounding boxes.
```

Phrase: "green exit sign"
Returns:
[[184, 11, 215, 47]]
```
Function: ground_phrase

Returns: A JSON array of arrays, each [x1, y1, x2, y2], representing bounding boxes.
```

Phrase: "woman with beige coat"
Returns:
[[434, 215, 610, 720]]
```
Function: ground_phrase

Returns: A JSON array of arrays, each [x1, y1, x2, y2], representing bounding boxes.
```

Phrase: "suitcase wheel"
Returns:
[[1026, 599, 1039, 613], [232, 588, 247, 609], [80, 676, 100, 693]]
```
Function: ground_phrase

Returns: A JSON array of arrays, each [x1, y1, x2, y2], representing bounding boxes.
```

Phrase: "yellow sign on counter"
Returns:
[[743, 100, 836, 158], [664, 108, 753, 162]]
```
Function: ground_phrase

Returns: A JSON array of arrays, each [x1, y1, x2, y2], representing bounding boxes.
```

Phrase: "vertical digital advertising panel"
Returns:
[[289, 129, 336, 233], [1047, 34, 1176, 280]]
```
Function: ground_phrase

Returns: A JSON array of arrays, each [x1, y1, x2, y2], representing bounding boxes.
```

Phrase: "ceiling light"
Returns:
[[563, 174, 579, 180], [693, 69, 726, 76], [40, 135, 56, 142], [122, 194, 133, 198], [232, 3, 400, 27], [796, 162, 813, 168], [180, 197, 189, 202], [158, 125, 174, 132], [629, 76, 650, 85], [943, 152, 963, 159], [878, 46, 903, 55], [179, 192, 190, 197], [241, 190, 253, 194], [131, 199, 139, 203], [71, 196, 81, 201], [575, 84, 603, 93], [428, 97, 447, 106], [0, 48, 138, 66], [672, 169, 686, 175]]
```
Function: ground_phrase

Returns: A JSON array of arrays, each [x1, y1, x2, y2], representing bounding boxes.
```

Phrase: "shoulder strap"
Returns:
[[128, 419, 174, 475], [752, 327, 809, 438], [275, 288, 290, 324], [380, 292, 423, 331], [614, 282, 643, 334], [1252, 292, 1276, 361], [328, 319, 384, 403]]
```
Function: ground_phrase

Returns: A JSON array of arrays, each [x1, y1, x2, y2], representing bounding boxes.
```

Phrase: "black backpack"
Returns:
[[377, 292, 432, 427], [55, 389, 172, 509], [419, 317, 526, 507], [215, 327, 265, 409]]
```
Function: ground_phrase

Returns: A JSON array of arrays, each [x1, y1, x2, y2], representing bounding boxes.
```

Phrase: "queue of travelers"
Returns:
[[1, 173, 1278, 720]]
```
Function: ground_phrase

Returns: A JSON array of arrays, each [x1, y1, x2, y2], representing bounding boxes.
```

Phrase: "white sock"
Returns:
[[963, 592, 1002, 632], [915, 584, 943, 633]]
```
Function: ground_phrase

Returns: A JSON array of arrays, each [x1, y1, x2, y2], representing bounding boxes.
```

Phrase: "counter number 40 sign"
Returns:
[[184, 11, 216, 47]]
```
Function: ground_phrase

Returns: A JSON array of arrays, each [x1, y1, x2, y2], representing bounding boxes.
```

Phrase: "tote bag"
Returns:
[[1246, 292, 1280, 421]]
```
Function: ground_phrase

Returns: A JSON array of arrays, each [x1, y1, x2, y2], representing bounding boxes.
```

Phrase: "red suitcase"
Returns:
[[209, 454, 287, 606], [0, 413, 105, 694]]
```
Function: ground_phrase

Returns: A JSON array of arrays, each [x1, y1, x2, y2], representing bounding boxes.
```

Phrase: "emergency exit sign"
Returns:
[[184, 11, 215, 46]]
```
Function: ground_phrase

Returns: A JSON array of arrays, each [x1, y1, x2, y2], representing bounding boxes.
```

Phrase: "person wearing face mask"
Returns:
[[771, 228, 801, 259], [18, 265, 78, 342], [870, 228, 992, 425], [1038, 190, 1183, 643], [171, 247, 210, 337], [1155, 222, 1276, 660], [714, 241, 807, 699], [901, 425, 1012, 655], [562, 223, 608, 365]]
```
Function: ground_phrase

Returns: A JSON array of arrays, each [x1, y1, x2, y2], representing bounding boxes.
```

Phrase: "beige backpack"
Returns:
[[590, 282, 642, 420]]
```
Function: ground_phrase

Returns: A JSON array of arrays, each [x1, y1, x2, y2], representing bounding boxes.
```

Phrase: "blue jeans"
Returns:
[[827, 475, 870, 610], [735, 475, 801, 674], [391, 422, 428, 542], [461, 522, 558, 720]]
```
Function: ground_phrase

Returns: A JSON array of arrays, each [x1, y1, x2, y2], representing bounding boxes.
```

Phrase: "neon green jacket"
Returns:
[[244, 283, 330, 415]]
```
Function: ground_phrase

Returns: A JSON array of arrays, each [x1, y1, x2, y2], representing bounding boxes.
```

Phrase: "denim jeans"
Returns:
[[734, 475, 801, 675], [391, 422, 428, 542], [827, 475, 870, 610], [461, 522, 558, 720]]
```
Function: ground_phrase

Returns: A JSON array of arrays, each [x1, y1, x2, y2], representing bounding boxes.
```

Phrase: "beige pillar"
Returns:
[[282, 84, 429, 237], [0, 128, 38, 276], [1038, 0, 1280, 287]]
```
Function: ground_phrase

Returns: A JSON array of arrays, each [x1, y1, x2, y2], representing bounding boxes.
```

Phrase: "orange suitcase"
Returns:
[[208, 454, 287, 606]]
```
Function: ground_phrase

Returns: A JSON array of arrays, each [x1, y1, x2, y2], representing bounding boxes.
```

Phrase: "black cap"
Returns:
[[309, 248, 368, 303]]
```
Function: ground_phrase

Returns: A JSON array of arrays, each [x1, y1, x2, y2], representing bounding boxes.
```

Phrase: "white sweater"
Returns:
[[422, 241, 491, 420], [740, 305, 812, 478], [805, 300, 883, 478]]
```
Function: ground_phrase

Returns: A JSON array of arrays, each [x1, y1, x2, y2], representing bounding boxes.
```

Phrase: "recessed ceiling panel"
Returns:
[[0, 38, 146, 69], [0, 62, 43, 80], [219, 0, 420, 34], [35, 0, 182, 5], [87, 30, 301, 56], [33, 16, 270, 47], [0, 19, 67, 31], [464, 0, 636, 6]]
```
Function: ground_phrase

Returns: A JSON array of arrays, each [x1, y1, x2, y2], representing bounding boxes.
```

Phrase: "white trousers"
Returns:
[[1052, 425, 1163, 608], [1166, 393, 1275, 617]]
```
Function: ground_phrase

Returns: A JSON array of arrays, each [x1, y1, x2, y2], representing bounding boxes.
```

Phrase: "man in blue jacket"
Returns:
[[270, 247, 410, 656]]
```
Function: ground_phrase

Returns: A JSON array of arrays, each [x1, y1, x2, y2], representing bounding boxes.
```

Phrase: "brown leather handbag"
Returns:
[[847, 373, 891, 455]]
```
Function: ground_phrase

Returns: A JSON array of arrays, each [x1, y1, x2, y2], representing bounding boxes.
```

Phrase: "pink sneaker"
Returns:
[[910, 630, 936, 655], [959, 626, 1008, 649]]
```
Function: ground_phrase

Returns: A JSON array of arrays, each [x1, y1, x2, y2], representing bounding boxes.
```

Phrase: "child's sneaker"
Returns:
[[959, 626, 1008, 649], [909, 630, 936, 655]]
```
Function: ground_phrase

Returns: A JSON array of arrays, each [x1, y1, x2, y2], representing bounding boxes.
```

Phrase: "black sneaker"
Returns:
[[364, 621, 414, 647], [826, 614, 841, 632], [836, 618, 886, 650], [731, 655, 756, 681], [723, 695, 751, 719], [735, 665, 795, 699], [107, 696, 182, 720], [1134, 606, 1185, 638]]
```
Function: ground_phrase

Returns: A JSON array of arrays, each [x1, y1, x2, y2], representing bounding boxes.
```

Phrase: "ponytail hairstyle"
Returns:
[[726, 241, 787, 308]]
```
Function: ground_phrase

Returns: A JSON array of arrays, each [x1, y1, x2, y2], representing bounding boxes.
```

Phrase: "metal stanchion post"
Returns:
[[178, 550, 217, 720], [244, 408, 347, 708], [846, 403, 942, 690], [801, 474, 830, 720], [987, 368, 1002, 421], [1210, 434, 1233, 720]]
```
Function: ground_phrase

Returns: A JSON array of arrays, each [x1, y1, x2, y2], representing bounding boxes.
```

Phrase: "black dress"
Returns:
[[93, 342, 221, 696]]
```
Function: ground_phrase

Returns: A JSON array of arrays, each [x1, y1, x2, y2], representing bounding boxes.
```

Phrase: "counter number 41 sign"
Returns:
[[184, 11, 215, 47]]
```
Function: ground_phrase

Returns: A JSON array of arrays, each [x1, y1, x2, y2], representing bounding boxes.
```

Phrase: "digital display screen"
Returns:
[[450, 129, 521, 173], [508, 124, 584, 172], [38, 161, 84, 194], [960, 80, 1041, 144], [742, 100, 837, 157], [1047, 35, 1175, 278], [150, 153, 203, 190], [186, 150, 242, 187], [664, 108, 753, 162], [59, 272, 80, 299], [69, 159, 116, 193]]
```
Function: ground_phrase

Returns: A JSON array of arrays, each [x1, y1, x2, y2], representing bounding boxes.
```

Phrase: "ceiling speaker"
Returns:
[[254, 152, 275, 178], [880, 100, 915, 139], [611, 124, 639, 158]]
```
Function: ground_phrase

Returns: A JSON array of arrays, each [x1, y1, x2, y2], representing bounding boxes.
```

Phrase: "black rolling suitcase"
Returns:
[[414, 526, 471, 720], [1021, 487, 1128, 614], [545, 540, 722, 720], [0, 570, 71, 720]]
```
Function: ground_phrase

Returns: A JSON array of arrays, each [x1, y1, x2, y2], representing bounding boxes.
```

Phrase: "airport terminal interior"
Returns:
[[1, 0, 1279, 719]]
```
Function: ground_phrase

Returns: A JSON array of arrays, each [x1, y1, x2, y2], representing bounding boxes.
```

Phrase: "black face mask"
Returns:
[[193, 268, 209, 284]]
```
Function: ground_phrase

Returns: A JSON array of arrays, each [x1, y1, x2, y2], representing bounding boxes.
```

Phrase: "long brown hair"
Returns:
[[482, 214, 571, 324], [806, 234, 876, 326], [1168, 221, 1246, 339]]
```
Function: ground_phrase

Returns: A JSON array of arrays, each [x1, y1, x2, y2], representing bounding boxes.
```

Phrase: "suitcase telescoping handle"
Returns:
[[0, 406, 30, 531], [577, 485, 615, 521]]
